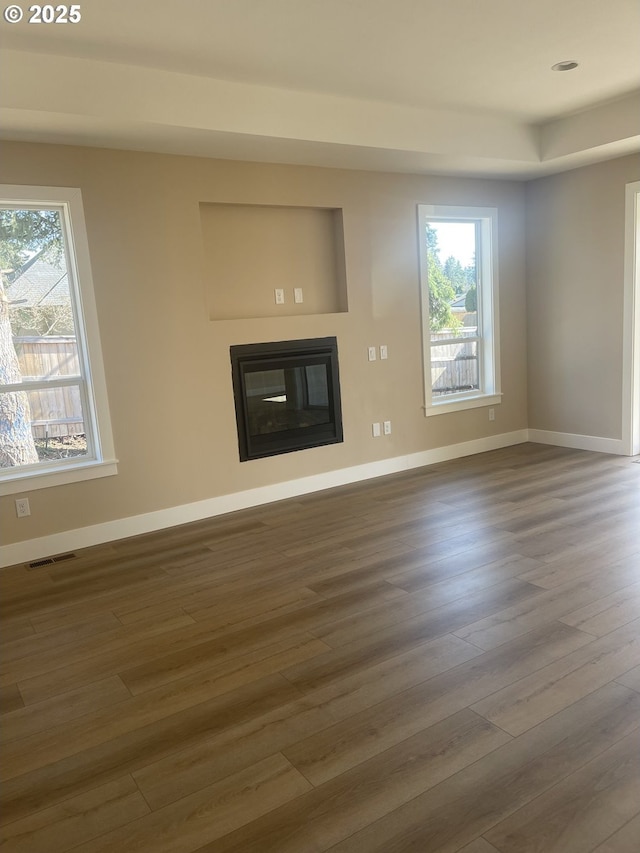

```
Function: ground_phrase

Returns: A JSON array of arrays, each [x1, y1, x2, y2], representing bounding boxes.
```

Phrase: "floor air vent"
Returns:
[[27, 553, 77, 569]]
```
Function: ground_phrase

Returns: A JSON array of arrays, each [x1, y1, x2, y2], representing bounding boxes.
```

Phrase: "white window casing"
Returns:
[[418, 204, 502, 416], [0, 185, 117, 494]]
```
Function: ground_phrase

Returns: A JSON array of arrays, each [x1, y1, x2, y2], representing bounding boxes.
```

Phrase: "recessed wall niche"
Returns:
[[200, 203, 348, 320]]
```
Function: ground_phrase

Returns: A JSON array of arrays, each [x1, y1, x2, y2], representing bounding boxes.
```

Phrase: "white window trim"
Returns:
[[622, 181, 640, 456], [418, 204, 502, 417], [0, 185, 117, 495]]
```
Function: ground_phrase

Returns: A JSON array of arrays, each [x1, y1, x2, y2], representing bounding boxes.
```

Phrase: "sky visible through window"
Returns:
[[430, 221, 475, 266]]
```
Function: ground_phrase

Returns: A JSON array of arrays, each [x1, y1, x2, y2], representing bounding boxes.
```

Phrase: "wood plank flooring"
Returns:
[[1, 442, 639, 852]]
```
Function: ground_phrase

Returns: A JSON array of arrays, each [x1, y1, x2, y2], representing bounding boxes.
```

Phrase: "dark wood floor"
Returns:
[[1, 443, 640, 852]]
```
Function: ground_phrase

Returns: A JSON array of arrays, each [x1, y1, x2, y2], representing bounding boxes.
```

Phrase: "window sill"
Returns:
[[0, 459, 118, 496], [424, 393, 502, 417]]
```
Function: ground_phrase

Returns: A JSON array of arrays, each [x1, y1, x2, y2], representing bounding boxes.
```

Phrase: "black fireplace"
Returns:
[[230, 337, 343, 461]]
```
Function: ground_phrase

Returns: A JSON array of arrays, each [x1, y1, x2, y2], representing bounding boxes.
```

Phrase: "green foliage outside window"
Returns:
[[425, 224, 476, 333]]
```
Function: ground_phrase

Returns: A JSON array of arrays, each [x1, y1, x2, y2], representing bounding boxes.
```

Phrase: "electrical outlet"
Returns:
[[383, 420, 392, 435], [274, 288, 285, 304], [380, 345, 388, 360], [294, 288, 303, 303], [488, 408, 495, 422], [15, 497, 31, 518], [372, 422, 381, 437], [368, 346, 377, 362]]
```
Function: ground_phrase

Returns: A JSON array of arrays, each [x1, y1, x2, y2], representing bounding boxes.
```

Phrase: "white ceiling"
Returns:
[[1, 0, 639, 177]]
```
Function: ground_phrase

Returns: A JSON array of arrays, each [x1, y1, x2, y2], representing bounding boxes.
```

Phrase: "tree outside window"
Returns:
[[418, 204, 501, 415], [0, 186, 116, 493]]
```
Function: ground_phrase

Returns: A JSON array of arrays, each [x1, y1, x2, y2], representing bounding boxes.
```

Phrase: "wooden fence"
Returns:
[[430, 330, 479, 395], [13, 337, 84, 438]]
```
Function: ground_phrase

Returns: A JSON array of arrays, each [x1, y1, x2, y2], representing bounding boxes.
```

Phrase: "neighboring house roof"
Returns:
[[6, 252, 69, 308], [450, 294, 468, 310]]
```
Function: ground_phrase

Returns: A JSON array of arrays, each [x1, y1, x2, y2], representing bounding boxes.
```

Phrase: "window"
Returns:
[[418, 204, 501, 415], [0, 185, 116, 494]]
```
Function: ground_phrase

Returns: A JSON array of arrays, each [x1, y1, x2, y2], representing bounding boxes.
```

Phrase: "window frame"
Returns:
[[417, 203, 502, 416], [0, 185, 117, 495]]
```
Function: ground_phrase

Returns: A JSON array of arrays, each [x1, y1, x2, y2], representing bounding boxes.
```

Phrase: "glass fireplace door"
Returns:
[[230, 338, 343, 461]]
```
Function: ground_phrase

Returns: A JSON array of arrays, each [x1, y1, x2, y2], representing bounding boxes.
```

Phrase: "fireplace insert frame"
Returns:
[[230, 337, 343, 461]]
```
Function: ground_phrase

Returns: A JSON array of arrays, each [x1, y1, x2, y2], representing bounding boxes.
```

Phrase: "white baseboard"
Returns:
[[1, 429, 528, 568], [527, 429, 625, 455]]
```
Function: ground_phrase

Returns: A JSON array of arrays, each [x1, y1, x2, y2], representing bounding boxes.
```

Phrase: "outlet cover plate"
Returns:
[[15, 498, 31, 518]]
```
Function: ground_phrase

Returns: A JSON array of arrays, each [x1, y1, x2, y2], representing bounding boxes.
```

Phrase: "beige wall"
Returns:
[[0, 142, 528, 547], [201, 203, 348, 319], [526, 154, 640, 438]]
